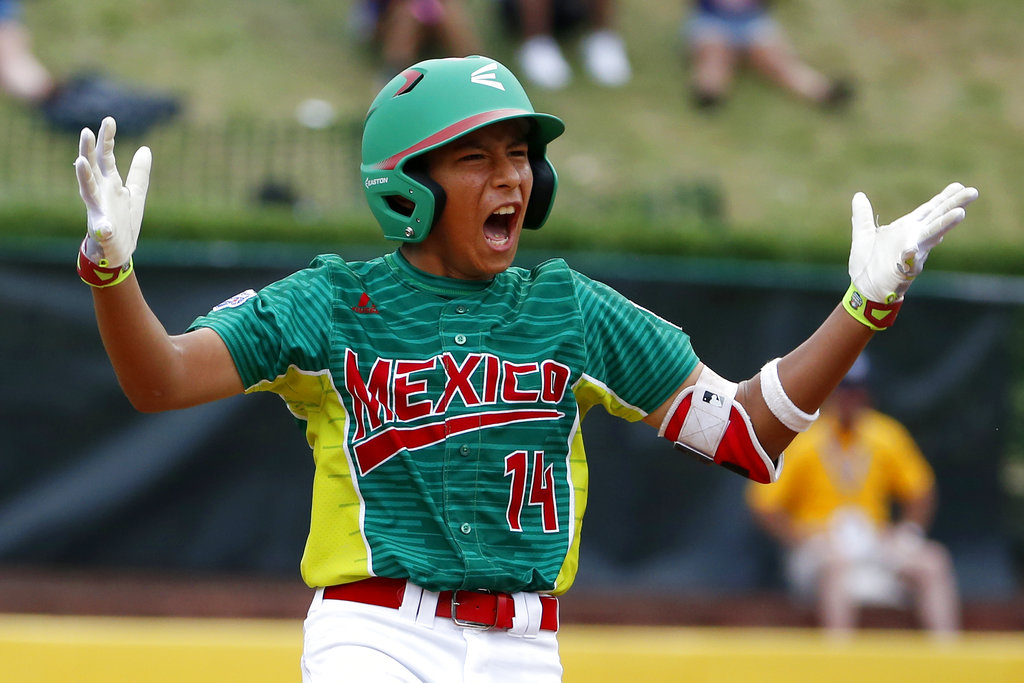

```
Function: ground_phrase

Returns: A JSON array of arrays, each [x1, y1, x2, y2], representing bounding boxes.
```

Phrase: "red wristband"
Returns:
[[77, 239, 133, 288]]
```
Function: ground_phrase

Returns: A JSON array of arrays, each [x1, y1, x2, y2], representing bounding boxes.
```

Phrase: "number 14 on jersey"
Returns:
[[504, 450, 560, 533]]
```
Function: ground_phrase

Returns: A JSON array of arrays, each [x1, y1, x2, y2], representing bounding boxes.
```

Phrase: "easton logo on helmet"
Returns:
[[365, 177, 389, 188], [470, 63, 505, 91]]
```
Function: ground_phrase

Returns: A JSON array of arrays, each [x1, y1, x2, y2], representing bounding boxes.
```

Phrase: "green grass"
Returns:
[[5, 0, 1024, 272]]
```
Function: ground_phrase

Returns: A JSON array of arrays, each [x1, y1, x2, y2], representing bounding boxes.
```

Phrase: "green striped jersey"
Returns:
[[189, 250, 698, 594]]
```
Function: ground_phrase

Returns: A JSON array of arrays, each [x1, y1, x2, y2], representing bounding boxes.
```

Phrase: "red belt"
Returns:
[[322, 577, 558, 632]]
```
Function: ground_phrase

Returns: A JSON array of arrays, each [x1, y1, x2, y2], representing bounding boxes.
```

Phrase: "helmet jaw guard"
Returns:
[[360, 56, 564, 243], [361, 170, 440, 242]]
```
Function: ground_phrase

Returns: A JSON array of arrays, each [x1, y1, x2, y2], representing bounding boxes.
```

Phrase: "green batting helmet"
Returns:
[[360, 55, 565, 242]]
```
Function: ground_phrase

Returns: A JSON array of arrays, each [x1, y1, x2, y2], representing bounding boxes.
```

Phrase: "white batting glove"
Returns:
[[75, 116, 152, 270], [844, 182, 978, 329]]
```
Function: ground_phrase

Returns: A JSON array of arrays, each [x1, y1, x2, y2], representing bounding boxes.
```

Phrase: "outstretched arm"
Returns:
[[76, 117, 243, 412], [736, 303, 873, 455], [644, 305, 869, 475], [646, 182, 979, 478]]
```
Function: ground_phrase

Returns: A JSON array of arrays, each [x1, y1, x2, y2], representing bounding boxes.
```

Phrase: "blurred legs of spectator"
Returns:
[[788, 514, 960, 638], [506, 0, 631, 90], [685, 7, 852, 111], [0, 17, 53, 102], [0, 9, 180, 135], [356, 0, 482, 89]]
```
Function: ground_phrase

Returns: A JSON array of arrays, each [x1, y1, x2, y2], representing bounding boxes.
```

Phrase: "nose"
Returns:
[[493, 154, 524, 189]]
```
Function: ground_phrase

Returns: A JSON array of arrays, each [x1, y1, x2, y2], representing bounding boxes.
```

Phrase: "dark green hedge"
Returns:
[[7, 202, 1023, 277]]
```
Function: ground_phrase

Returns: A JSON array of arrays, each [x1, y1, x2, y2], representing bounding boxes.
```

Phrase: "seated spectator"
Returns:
[[683, 0, 852, 110], [746, 355, 960, 637], [0, 0, 180, 135], [498, 0, 631, 90], [351, 0, 483, 88], [0, 0, 51, 102]]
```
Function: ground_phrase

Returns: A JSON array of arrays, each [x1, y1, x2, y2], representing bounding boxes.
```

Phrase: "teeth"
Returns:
[[493, 206, 515, 215]]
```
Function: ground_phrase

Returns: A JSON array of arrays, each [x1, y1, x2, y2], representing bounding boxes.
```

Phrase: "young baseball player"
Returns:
[[74, 55, 977, 681]]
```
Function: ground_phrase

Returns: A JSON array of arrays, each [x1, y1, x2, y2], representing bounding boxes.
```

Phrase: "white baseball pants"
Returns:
[[301, 584, 563, 682]]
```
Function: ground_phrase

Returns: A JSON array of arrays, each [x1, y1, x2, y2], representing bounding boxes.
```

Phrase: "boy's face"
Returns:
[[401, 120, 533, 280]]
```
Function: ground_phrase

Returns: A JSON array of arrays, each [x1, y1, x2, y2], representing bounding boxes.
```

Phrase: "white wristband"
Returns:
[[759, 358, 819, 432]]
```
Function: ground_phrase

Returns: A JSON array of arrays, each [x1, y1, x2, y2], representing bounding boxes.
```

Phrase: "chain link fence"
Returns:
[[0, 106, 734, 235], [0, 111, 367, 219]]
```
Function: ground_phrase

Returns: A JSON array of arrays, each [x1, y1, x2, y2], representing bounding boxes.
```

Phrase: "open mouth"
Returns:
[[483, 205, 516, 247]]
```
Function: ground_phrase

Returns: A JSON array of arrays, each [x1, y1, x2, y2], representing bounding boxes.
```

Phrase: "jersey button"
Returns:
[[460, 523, 472, 535], [455, 304, 468, 314], [459, 444, 471, 456], [454, 334, 467, 345]]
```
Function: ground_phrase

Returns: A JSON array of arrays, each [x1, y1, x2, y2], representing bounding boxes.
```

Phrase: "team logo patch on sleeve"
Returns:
[[212, 289, 257, 311]]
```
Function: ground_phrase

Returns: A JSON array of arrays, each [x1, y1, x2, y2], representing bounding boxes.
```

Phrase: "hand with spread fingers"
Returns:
[[844, 182, 979, 330], [74, 116, 152, 287]]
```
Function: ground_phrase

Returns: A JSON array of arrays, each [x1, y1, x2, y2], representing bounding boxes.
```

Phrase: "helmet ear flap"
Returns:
[[523, 156, 557, 230]]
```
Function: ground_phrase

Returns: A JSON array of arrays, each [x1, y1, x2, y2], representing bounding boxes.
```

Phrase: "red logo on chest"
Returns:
[[352, 292, 379, 314]]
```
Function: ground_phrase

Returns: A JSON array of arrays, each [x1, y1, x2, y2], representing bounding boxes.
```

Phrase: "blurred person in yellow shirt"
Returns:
[[747, 354, 960, 637]]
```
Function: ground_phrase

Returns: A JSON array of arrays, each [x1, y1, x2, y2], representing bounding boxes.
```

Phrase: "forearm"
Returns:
[[738, 304, 874, 456], [92, 272, 185, 410], [92, 273, 242, 411], [744, 182, 977, 455], [644, 305, 873, 476]]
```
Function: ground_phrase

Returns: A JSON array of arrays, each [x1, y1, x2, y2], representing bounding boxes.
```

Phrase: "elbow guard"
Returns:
[[659, 367, 783, 484]]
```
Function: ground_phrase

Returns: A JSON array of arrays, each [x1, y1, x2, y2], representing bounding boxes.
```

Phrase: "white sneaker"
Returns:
[[581, 30, 632, 87], [517, 35, 571, 90]]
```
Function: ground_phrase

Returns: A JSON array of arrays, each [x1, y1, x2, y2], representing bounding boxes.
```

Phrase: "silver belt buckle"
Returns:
[[450, 589, 496, 630]]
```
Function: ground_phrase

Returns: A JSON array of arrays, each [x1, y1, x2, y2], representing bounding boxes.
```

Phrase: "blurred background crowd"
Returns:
[[0, 0, 855, 131]]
